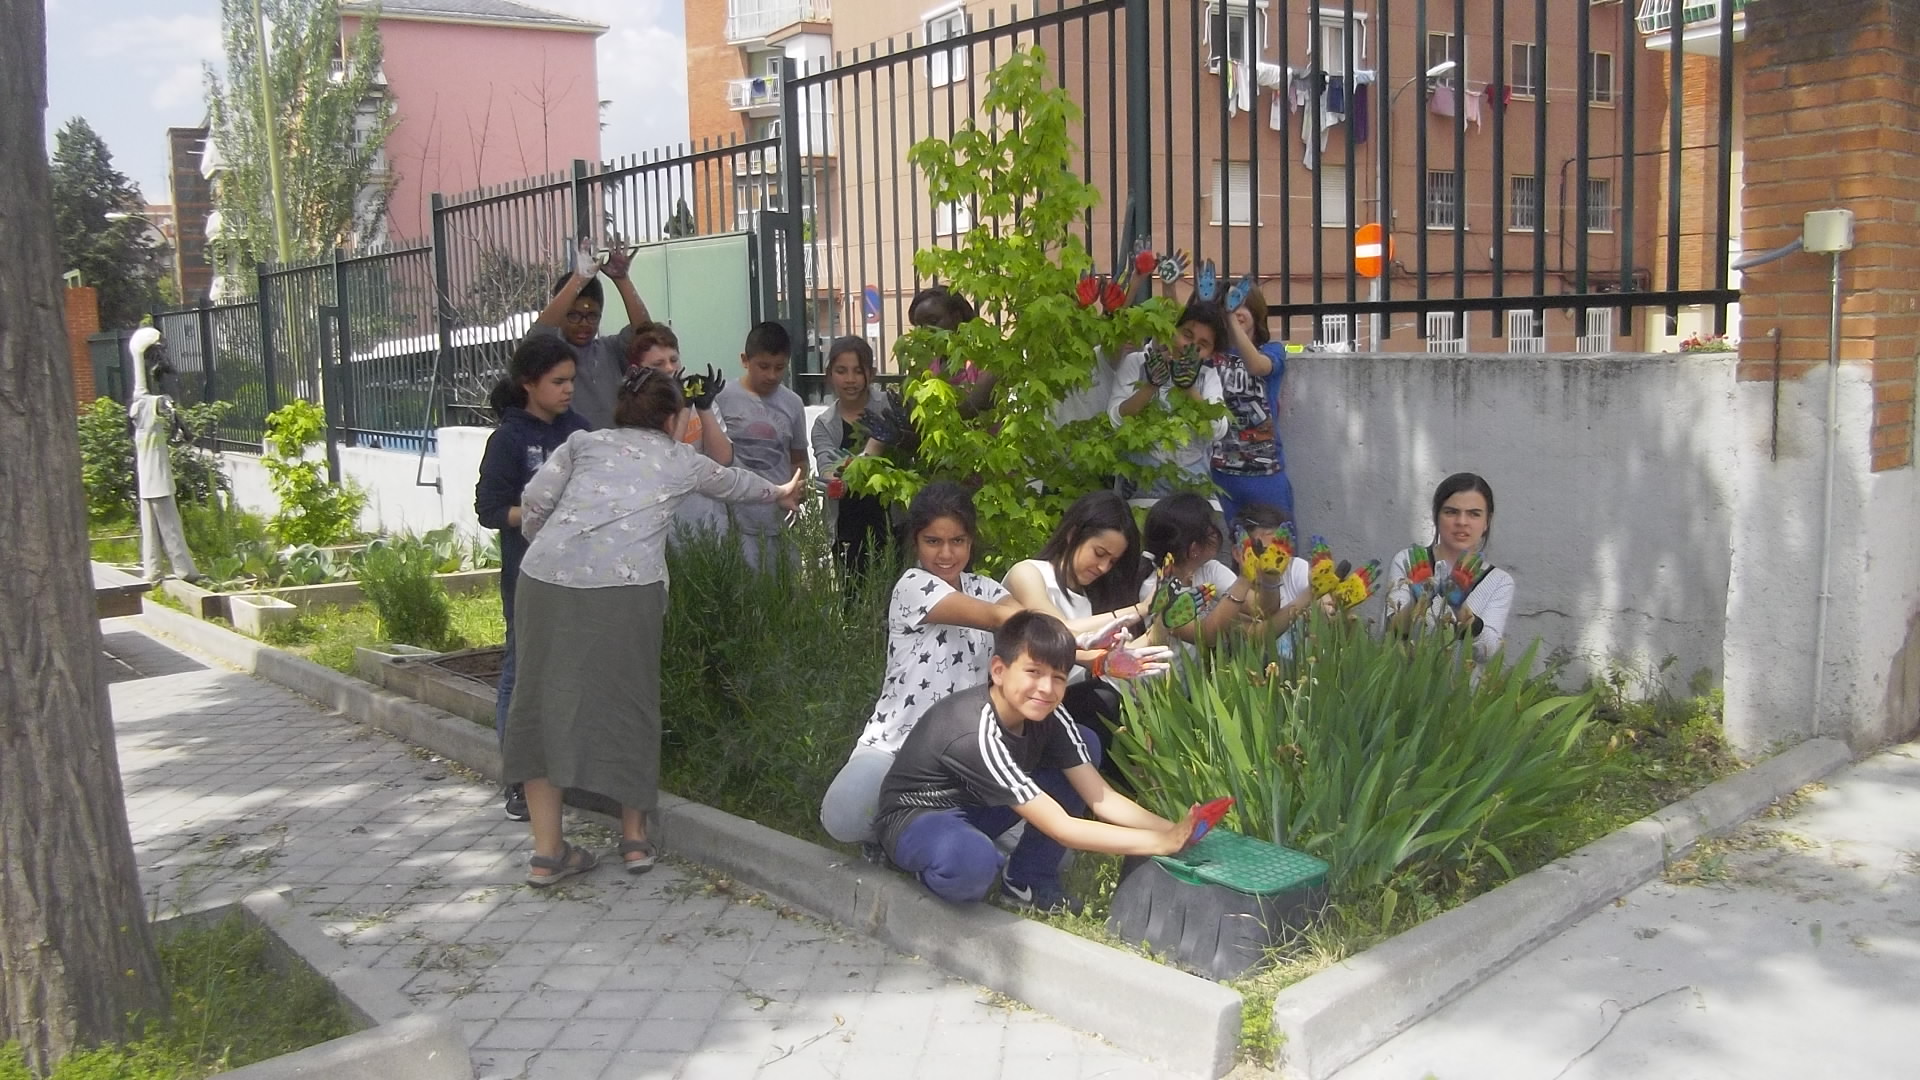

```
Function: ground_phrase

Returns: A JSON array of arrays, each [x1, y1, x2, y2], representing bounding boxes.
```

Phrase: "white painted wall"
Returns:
[[1723, 365, 1920, 752], [1277, 352, 1741, 694]]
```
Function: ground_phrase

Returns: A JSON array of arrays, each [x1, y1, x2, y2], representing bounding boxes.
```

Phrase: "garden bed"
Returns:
[[4, 891, 469, 1080]]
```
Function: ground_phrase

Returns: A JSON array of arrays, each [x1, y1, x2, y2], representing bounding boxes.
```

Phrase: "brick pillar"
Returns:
[[1737, 0, 1920, 471], [63, 285, 101, 408]]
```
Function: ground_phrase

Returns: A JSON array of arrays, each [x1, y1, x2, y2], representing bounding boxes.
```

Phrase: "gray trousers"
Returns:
[[140, 495, 197, 580], [819, 745, 895, 844]]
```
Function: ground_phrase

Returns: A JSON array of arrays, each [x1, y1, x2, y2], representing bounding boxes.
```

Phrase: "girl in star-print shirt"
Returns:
[[819, 482, 1023, 847]]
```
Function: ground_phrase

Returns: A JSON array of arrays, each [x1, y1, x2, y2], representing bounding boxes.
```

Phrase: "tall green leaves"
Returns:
[[262, 401, 364, 545], [1114, 617, 1598, 895], [849, 48, 1220, 572]]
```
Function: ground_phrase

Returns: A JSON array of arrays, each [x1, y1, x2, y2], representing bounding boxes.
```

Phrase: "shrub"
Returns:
[[1112, 615, 1599, 896], [848, 47, 1219, 573], [77, 397, 233, 522], [658, 513, 892, 841], [262, 401, 364, 545], [358, 537, 451, 650]]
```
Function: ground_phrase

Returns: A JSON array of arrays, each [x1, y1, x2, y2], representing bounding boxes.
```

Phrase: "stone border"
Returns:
[[1267, 736, 1854, 1079], [161, 567, 498, 621], [160, 890, 472, 1079], [133, 601, 1244, 1078]]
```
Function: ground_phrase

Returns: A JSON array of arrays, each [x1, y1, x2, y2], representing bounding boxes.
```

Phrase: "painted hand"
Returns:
[[573, 239, 601, 281], [1331, 560, 1381, 610], [1075, 272, 1101, 308], [1142, 343, 1173, 388], [1308, 537, 1341, 598], [1444, 551, 1489, 609], [603, 245, 633, 280], [1157, 249, 1192, 285], [1196, 258, 1219, 304], [1169, 345, 1203, 390], [679, 366, 725, 411], [1224, 274, 1255, 313]]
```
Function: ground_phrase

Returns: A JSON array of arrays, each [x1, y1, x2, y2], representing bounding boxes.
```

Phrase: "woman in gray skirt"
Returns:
[[508, 367, 806, 886]]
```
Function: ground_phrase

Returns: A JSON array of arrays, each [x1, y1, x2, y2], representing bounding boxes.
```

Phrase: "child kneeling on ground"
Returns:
[[870, 611, 1202, 914]]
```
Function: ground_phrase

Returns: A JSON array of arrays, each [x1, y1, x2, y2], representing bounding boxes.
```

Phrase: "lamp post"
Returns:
[[1371, 59, 1457, 349]]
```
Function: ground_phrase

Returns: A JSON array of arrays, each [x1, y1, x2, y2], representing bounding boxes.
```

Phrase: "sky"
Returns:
[[42, 0, 691, 205]]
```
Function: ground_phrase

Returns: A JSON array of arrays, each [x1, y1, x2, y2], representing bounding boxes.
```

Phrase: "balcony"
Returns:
[[727, 75, 783, 115], [1635, 0, 1750, 56], [725, 0, 830, 45]]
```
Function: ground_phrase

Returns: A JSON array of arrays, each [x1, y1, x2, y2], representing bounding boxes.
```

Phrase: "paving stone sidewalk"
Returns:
[[108, 621, 1184, 1080]]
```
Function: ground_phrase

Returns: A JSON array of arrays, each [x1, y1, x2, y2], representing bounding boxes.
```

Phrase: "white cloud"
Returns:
[[86, 13, 222, 61], [150, 62, 209, 111], [529, 0, 690, 159]]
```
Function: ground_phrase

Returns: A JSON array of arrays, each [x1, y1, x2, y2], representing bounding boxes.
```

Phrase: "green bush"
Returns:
[[358, 537, 451, 650], [262, 401, 364, 545], [658, 514, 892, 841], [1113, 616, 1599, 896], [77, 397, 233, 523]]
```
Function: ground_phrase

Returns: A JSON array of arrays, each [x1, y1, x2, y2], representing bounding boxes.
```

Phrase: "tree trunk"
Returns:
[[0, 0, 168, 1071]]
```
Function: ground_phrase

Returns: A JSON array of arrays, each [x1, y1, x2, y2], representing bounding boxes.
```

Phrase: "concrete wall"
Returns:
[[1278, 351, 1740, 692], [218, 427, 491, 543], [1724, 365, 1920, 753]]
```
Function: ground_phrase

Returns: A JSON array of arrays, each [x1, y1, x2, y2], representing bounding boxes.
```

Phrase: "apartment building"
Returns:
[[686, 0, 1743, 358]]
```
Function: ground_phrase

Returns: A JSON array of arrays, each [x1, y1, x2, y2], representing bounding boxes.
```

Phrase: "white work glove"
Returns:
[[573, 239, 601, 281]]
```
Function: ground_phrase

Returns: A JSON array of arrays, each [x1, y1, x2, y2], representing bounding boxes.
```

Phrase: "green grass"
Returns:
[[261, 584, 507, 672], [0, 915, 353, 1080]]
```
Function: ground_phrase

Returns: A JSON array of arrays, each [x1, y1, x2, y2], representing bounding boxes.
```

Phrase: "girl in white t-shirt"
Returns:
[[1139, 494, 1257, 654], [1230, 502, 1318, 659], [1384, 472, 1517, 664], [819, 482, 1021, 845]]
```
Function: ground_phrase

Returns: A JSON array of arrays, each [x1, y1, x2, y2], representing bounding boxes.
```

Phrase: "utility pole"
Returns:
[[252, 0, 294, 264]]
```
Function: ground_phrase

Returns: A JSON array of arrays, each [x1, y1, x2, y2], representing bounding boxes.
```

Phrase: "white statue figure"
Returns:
[[127, 327, 200, 583]]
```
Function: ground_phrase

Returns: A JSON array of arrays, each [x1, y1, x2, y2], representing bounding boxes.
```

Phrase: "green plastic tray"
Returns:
[[1151, 828, 1328, 895]]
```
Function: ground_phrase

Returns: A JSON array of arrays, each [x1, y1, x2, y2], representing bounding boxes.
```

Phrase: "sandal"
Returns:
[[619, 839, 656, 875], [526, 842, 598, 888]]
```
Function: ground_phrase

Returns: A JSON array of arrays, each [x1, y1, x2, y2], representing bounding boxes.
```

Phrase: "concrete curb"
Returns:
[[133, 601, 1244, 1078], [159, 890, 473, 1079], [1267, 736, 1854, 1080]]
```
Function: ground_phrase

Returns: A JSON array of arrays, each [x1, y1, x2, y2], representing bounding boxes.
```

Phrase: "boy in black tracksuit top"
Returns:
[[476, 337, 591, 820]]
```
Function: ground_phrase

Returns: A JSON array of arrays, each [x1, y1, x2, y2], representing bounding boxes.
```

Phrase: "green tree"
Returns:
[[848, 47, 1217, 569], [205, 0, 395, 273], [49, 118, 165, 328]]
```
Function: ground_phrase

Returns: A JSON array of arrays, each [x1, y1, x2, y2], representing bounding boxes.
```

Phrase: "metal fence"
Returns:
[[781, 0, 1741, 356]]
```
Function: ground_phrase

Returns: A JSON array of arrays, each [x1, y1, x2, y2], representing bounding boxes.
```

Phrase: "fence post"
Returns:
[[197, 297, 216, 411], [256, 262, 280, 426], [418, 191, 454, 492], [317, 304, 343, 484], [776, 55, 809, 366], [332, 246, 358, 445], [1125, 0, 1152, 252], [570, 159, 593, 248]]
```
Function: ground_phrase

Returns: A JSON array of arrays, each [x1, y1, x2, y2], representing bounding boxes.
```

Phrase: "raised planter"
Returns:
[[229, 593, 298, 638], [160, 890, 472, 1080], [249, 568, 499, 613], [359, 646, 493, 725], [163, 575, 229, 620]]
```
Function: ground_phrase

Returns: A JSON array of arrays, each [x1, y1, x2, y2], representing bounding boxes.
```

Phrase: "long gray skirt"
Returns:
[[503, 574, 665, 811]]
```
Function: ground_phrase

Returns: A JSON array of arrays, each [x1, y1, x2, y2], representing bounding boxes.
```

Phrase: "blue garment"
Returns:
[[475, 405, 589, 741], [1211, 341, 1292, 523], [886, 724, 1103, 903]]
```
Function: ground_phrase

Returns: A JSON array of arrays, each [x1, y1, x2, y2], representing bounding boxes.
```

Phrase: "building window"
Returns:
[[1307, 9, 1366, 76], [1590, 51, 1614, 106], [1511, 42, 1543, 100], [1205, 2, 1267, 73], [1578, 308, 1615, 353], [1210, 160, 1258, 226], [1425, 170, 1460, 230], [1508, 175, 1540, 231], [933, 199, 973, 236], [1507, 309, 1545, 353], [1320, 164, 1347, 227], [1425, 311, 1466, 353], [1425, 31, 1462, 84], [925, 5, 968, 88], [1585, 178, 1614, 233]]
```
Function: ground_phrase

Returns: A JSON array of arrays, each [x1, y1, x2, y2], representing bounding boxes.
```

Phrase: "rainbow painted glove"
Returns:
[[1157, 249, 1192, 285], [1142, 343, 1173, 388], [1238, 529, 1294, 584], [1331, 559, 1381, 610], [1308, 537, 1341, 598], [1169, 345, 1204, 390], [1443, 552, 1489, 609]]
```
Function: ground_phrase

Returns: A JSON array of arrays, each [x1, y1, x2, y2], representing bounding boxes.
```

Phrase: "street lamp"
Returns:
[[1371, 59, 1457, 349]]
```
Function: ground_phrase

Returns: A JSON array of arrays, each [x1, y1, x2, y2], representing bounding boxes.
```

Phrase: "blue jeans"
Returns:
[[887, 726, 1103, 904], [1214, 469, 1295, 534]]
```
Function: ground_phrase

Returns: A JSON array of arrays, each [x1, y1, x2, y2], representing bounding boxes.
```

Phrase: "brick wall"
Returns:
[[1738, 0, 1920, 471], [63, 286, 100, 408]]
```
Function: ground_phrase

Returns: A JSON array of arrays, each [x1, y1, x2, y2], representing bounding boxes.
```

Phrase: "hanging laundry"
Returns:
[[1352, 82, 1370, 143], [1270, 88, 1286, 131], [1301, 86, 1345, 170], [1232, 60, 1252, 114], [1256, 61, 1286, 89], [1429, 83, 1456, 118], [1326, 76, 1347, 114], [1463, 87, 1484, 131]]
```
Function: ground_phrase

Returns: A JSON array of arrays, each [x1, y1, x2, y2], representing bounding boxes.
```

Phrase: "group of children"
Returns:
[[475, 244, 1515, 907]]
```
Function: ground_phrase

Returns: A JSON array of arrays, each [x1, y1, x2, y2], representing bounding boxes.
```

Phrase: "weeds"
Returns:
[[262, 586, 506, 672], [0, 915, 352, 1080]]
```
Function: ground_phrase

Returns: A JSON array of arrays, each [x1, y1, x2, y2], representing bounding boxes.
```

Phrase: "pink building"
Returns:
[[341, 0, 607, 243]]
